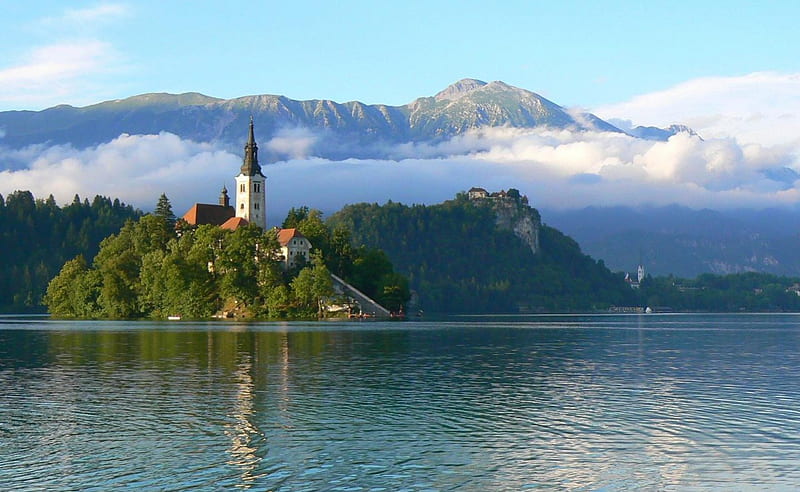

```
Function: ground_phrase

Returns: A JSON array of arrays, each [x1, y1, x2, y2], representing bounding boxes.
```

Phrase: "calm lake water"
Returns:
[[3, 314, 800, 490]]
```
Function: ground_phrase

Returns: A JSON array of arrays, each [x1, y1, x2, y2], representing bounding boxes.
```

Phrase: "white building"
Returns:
[[277, 228, 312, 269], [235, 117, 267, 230]]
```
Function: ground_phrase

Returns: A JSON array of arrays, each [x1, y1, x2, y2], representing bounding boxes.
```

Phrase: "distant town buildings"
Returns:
[[624, 263, 645, 289]]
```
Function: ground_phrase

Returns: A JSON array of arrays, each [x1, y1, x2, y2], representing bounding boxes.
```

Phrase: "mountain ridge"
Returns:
[[0, 79, 691, 161]]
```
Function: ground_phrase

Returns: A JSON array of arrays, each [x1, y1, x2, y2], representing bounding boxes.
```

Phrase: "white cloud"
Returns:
[[0, 133, 238, 212], [265, 127, 318, 159], [2, 126, 800, 223], [0, 40, 122, 108], [0, 4, 131, 110], [595, 72, 800, 147]]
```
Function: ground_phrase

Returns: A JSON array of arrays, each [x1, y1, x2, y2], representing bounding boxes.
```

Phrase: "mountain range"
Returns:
[[6, 78, 798, 280], [0, 78, 689, 162]]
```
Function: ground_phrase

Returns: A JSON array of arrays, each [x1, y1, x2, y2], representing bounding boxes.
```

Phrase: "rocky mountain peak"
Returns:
[[434, 78, 488, 101]]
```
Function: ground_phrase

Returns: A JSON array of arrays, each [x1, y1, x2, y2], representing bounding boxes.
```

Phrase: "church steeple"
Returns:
[[240, 116, 263, 177], [219, 185, 230, 207], [235, 117, 267, 229]]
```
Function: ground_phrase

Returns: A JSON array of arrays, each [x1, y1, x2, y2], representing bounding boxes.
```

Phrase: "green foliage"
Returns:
[[282, 206, 310, 228], [0, 190, 141, 311], [44, 204, 404, 319], [328, 198, 637, 313], [639, 271, 800, 312], [291, 258, 334, 317], [154, 193, 176, 225], [44, 255, 90, 317]]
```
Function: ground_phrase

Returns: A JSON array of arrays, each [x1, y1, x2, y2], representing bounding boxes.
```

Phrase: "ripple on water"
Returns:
[[3, 316, 800, 489]]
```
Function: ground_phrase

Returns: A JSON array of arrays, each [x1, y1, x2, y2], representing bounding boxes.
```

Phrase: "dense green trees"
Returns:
[[638, 272, 800, 312], [45, 200, 406, 319], [0, 190, 141, 311], [328, 196, 638, 313]]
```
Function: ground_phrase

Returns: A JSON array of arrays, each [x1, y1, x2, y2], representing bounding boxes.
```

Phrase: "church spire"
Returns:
[[219, 185, 230, 207], [240, 116, 263, 176]]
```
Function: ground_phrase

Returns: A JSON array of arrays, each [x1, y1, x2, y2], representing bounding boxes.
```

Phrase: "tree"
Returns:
[[291, 257, 334, 317], [296, 209, 331, 258], [282, 206, 310, 228], [378, 272, 410, 313], [44, 256, 89, 317], [154, 193, 176, 226]]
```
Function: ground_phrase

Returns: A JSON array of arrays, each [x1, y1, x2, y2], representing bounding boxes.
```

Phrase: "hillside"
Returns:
[[328, 192, 637, 313]]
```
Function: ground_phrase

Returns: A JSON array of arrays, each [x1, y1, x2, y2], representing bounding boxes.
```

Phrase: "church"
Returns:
[[180, 118, 311, 268]]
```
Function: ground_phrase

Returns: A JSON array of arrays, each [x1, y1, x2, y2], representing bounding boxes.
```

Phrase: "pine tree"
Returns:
[[154, 193, 176, 225]]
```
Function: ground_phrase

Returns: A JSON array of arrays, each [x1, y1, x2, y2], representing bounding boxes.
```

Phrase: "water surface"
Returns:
[[2, 314, 800, 490]]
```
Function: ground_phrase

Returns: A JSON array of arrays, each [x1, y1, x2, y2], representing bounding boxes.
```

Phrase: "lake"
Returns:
[[2, 314, 800, 490]]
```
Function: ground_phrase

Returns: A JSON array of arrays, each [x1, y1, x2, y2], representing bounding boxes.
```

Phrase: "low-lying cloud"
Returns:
[[595, 72, 800, 147], [2, 123, 800, 223]]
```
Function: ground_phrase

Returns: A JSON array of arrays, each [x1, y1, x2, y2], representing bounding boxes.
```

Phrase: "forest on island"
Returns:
[[0, 191, 140, 312], [44, 197, 409, 319]]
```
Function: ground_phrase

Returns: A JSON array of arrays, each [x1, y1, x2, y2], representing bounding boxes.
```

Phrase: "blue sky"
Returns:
[[2, 1, 799, 110]]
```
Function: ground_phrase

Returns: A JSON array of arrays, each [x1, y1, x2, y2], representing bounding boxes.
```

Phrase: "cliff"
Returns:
[[478, 194, 541, 255]]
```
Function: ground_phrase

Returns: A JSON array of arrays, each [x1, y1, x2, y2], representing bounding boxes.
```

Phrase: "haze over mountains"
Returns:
[[2, 78, 800, 278]]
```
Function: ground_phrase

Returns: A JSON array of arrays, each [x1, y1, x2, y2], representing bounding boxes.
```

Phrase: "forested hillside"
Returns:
[[0, 191, 141, 311], [328, 194, 637, 313]]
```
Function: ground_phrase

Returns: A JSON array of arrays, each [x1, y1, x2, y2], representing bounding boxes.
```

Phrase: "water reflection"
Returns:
[[2, 315, 800, 489], [225, 353, 259, 486]]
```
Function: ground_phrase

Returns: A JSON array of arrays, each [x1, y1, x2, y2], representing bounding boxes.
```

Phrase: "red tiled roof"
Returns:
[[276, 228, 306, 246], [182, 203, 234, 226], [220, 216, 249, 231]]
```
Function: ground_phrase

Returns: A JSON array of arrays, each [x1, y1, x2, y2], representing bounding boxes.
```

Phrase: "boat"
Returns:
[[167, 315, 182, 321]]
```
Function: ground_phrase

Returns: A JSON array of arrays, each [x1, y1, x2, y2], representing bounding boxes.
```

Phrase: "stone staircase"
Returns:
[[329, 273, 392, 318]]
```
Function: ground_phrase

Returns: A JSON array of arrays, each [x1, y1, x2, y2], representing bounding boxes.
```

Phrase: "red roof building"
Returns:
[[275, 228, 312, 268], [220, 216, 249, 231]]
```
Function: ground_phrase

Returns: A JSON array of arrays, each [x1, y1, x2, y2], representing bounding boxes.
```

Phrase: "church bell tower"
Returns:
[[235, 117, 267, 229]]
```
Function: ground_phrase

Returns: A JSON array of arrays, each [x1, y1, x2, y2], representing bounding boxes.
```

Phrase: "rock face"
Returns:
[[479, 194, 541, 255]]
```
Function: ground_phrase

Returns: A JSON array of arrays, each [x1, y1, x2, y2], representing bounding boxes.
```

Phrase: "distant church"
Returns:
[[180, 118, 310, 267]]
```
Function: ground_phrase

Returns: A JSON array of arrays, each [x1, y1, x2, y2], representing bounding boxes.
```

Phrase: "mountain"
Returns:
[[542, 205, 800, 278], [627, 124, 701, 141], [0, 79, 622, 162]]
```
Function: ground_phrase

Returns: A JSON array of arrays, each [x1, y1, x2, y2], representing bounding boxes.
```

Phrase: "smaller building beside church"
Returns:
[[277, 228, 311, 269], [182, 186, 234, 227]]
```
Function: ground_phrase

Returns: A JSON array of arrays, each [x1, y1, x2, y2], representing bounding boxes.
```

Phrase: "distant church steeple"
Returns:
[[235, 117, 267, 229], [219, 185, 230, 207]]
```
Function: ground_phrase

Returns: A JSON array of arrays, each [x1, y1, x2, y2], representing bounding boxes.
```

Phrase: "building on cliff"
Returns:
[[467, 187, 539, 254]]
